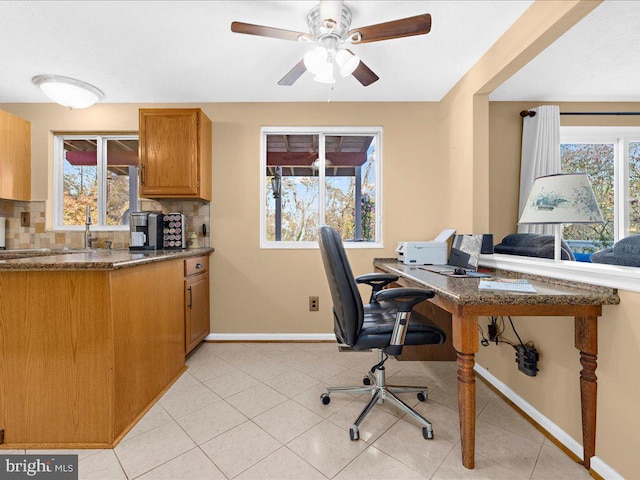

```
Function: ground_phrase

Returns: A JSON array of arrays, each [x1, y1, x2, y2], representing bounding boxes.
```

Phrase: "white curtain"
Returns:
[[517, 105, 561, 234]]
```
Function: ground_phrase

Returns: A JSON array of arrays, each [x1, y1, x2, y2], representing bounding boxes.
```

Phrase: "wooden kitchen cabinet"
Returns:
[[139, 108, 212, 200], [0, 109, 31, 201], [0, 259, 185, 448], [184, 255, 210, 354]]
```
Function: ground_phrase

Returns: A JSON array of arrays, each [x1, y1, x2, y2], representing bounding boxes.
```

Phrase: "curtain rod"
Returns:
[[520, 110, 640, 118]]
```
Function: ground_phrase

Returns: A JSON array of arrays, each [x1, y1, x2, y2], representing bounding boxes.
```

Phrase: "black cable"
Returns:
[[497, 339, 518, 349], [478, 324, 490, 347], [508, 316, 526, 347], [496, 316, 506, 336]]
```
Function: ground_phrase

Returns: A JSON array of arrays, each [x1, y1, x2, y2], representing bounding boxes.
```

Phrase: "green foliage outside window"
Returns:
[[561, 143, 614, 251]]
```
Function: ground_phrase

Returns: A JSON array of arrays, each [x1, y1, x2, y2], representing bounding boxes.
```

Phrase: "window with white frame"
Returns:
[[53, 134, 139, 230], [261, 127, 382, 248], [560, 126, 640, 256]]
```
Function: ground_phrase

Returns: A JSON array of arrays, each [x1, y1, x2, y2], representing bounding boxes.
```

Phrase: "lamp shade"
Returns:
[[32, 75, 104, 109], [335, 49, 360, 77], [518, 173, 604, 225], [303, 47, 328, 75], [313, 62, 335, 84]]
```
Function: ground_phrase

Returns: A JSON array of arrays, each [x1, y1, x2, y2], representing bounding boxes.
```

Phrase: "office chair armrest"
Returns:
[[356, 273, 399, 304], [375, 287, 434, 312], [375, 287, 436, 356], [356, 273, 399, 285]]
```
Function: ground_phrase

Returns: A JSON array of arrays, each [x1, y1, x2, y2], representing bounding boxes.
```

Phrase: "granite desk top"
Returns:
[[374, 259, 620, 306], [0, 247, 214, 271]]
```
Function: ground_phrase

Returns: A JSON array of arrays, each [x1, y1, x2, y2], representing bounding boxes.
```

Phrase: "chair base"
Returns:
[[321, 350, 434, 441]]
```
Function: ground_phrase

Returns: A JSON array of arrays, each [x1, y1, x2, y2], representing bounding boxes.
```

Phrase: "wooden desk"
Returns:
[[373, 259, 619, 470]]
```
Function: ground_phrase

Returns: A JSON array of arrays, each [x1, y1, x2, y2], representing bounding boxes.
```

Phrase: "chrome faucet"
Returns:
[[84, 205, 98, 249]]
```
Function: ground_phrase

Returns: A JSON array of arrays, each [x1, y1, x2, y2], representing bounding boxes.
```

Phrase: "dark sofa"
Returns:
[[494, 233, 575, 261], [590, 235, 640, 266]]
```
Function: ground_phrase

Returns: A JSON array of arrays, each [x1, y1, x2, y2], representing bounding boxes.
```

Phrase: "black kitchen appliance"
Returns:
[[129, 211, 163, 250]]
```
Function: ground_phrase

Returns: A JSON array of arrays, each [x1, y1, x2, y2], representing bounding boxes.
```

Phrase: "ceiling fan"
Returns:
[[231, 0, 431, 87]]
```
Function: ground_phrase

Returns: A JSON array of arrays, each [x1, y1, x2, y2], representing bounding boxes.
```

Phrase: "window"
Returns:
[[560, 126, 640, 255], [53, 134, 139, 230], [261, 127, 382, 248]]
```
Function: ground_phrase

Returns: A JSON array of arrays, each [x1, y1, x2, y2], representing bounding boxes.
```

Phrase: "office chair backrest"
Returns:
[[318, 226, 364, 346]]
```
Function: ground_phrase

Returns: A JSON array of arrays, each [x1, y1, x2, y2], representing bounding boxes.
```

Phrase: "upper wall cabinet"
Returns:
[[0, 109, 31, 201], [139, 108, 212, 201]]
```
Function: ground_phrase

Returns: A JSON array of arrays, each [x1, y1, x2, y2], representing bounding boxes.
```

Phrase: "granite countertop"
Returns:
[[0, 247, 214, 271], [374, 258, 620, 306]]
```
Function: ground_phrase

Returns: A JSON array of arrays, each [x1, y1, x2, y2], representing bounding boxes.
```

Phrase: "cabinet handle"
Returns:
[[195, 263, 202, 269], [188, 286, 192, 309], [140, 164, 145, 185]]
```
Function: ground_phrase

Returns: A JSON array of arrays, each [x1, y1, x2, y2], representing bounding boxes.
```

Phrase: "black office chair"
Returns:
[[318, 226, 446, 441]]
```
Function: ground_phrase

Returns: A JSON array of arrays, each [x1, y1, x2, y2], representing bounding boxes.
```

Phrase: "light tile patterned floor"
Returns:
[[22, 342, 592, 479]]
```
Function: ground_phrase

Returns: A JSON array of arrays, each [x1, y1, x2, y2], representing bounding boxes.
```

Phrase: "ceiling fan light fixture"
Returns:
[[313, 62, 335, 84], [32, 75, 104, 109], [320, 0, 343, 26], [335, 49, 360, 77], [303, 46, 328, 75]]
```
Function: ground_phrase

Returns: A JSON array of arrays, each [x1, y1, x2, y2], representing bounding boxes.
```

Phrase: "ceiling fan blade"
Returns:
[[348, 14, 431, 44], [278, 60, 307, 86], [351, 58, 379, 87], [231, 21, 312, 42]]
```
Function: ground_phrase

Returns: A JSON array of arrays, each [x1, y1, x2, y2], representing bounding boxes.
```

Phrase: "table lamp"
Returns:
[[518, 173, 604, 260]]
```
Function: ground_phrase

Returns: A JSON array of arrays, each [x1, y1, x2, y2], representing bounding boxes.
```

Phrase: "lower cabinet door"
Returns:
[[185, 272, 210, 354]]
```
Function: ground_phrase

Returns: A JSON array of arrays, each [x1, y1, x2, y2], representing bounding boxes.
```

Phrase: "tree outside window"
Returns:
[[263, 128, 381, 247], [560, 126, 640, 254], [54, 135, 139, 229]]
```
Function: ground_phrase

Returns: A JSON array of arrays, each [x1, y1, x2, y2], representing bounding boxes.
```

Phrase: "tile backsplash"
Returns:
[[0, 199, 210, 250]]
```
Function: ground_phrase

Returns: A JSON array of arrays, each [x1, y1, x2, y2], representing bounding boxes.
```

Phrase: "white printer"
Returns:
[[396, 229, 456, 265]]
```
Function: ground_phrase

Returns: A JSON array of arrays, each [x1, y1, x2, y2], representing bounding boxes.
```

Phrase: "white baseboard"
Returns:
[[205, 333, 335, 342], [474, 364, 622, 480], [590, 457, 624, 480]]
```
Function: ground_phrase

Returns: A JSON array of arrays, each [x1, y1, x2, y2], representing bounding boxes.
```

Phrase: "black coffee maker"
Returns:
[[129, 212, 163, 250]]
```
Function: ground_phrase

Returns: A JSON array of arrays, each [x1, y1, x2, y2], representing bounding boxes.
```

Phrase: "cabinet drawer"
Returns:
[[184, 256, 208, 277]]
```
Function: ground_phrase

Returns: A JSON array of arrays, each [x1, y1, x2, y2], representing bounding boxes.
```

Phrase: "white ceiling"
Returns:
[[0, 0, 533, 104], [491, 1, 640, 102]]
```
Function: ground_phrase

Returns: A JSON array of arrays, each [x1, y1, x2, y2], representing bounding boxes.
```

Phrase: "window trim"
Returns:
[[53, 133, 139, 232], [480, 253, 640, 292], [260, 126, 383, 249]]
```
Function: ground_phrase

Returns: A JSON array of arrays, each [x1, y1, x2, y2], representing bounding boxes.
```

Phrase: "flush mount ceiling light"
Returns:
[[32, 75, 104, 109]]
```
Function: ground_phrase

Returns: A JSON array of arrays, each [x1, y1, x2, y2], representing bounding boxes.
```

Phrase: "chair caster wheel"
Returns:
[[349, 426, 359, 441], [320, 393, 331, 405], [417, 391, 427, 402], [363, 376, 372, 386], [422, 427, 434, 440]]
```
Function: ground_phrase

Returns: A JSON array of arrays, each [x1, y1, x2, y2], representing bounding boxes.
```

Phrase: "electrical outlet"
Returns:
[[20, 212, 30, 227], [309, 296, 319, 311]]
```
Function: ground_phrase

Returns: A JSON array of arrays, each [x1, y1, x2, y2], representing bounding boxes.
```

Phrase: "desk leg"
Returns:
[[575, 315, 598, 470], [452, 312, 479, 469]]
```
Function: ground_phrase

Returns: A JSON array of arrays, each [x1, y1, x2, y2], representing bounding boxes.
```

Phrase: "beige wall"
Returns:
[[208, 103, 441, 333], [438, 0, 600, 234], [0, 101, 442, 335]]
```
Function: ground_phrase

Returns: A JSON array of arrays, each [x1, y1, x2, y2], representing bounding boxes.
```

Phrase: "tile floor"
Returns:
[[20, 342, 592, 479]]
